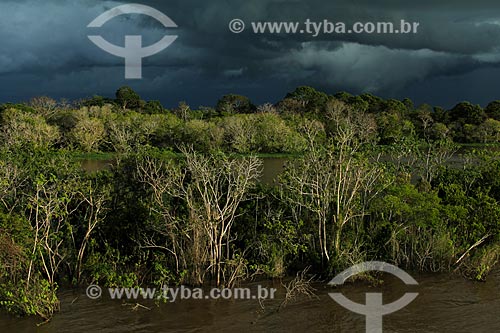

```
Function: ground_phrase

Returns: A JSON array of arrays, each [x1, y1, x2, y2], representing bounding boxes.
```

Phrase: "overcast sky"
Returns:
[[2, 0, 500, 108]]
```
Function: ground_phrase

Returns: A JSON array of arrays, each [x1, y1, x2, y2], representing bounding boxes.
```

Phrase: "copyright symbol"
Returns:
[[86, 284, 102, 299], [229, 19, 245, 33]]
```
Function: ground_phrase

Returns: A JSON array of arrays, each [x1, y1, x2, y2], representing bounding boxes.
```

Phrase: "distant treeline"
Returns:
[[1, 86, 500, 155]]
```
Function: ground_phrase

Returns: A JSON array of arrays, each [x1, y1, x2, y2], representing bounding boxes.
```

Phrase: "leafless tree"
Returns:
[[0, 159, 26, 213], [27, 176, 79, 288], [257, 103, 277, 114], [70, 117, 106, 152], [173, 101, 191, 122], [420, 139, 458, 183], [29, 96, 59, 119], [183, 148, 262, 286], [136, 147, 262, 286], [72, 181, 110, 284], [281, 100, 386, 262], [107, 118, 135, 153], [136, 154, 193, 280]]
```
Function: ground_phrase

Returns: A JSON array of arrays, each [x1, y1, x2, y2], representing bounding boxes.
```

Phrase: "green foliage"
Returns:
[[370, 184, 455, 271], [466, 244, 500, 281], [377, 110, 414, 144], [69, 116, 105, 152], [1, 108, 60, 149], [84, 241, 139, 288], [151, 253, 181, 287], [82, 95, 115, 108], [216, 94, 255, 115], [183, 119, 224, 152], [485, 101, 500, 121], [476, 118, 500, 143], [144, 100, 165, 114], [449, 102, 487, 126], [0, 212, 60, 319], [257, 218, 308, 277], [285, 86, 329, 113], [115, 86, 143, 110], [219, 113, 307, 154], [3, 87, 499, 154], [0, 276, 59, 319]]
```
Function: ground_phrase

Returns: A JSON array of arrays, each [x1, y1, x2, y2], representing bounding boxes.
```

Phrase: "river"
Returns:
[[1, 269, 499, 332], [78, 151, 485, 185], [80, 157, 288, 185]]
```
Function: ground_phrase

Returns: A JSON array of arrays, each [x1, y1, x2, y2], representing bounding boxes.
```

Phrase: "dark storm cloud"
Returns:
[[1, 0, 500, 107]]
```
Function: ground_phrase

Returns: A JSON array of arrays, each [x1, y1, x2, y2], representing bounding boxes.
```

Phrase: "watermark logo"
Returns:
[[86, 284, 102, 300], [228, 19, 245, 34], [85, 284, 276, 302], [229, 19, 419, 36], [328, 261, 418, 333], [87, 4, 178, 79]]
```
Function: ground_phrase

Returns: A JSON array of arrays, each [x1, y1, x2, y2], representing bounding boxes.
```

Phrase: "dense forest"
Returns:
[[0, 86, 499, 320]]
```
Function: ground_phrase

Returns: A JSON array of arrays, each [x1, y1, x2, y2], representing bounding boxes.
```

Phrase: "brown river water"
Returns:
[[80, 157, 288, 184], [1, 269, 499, 332]]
